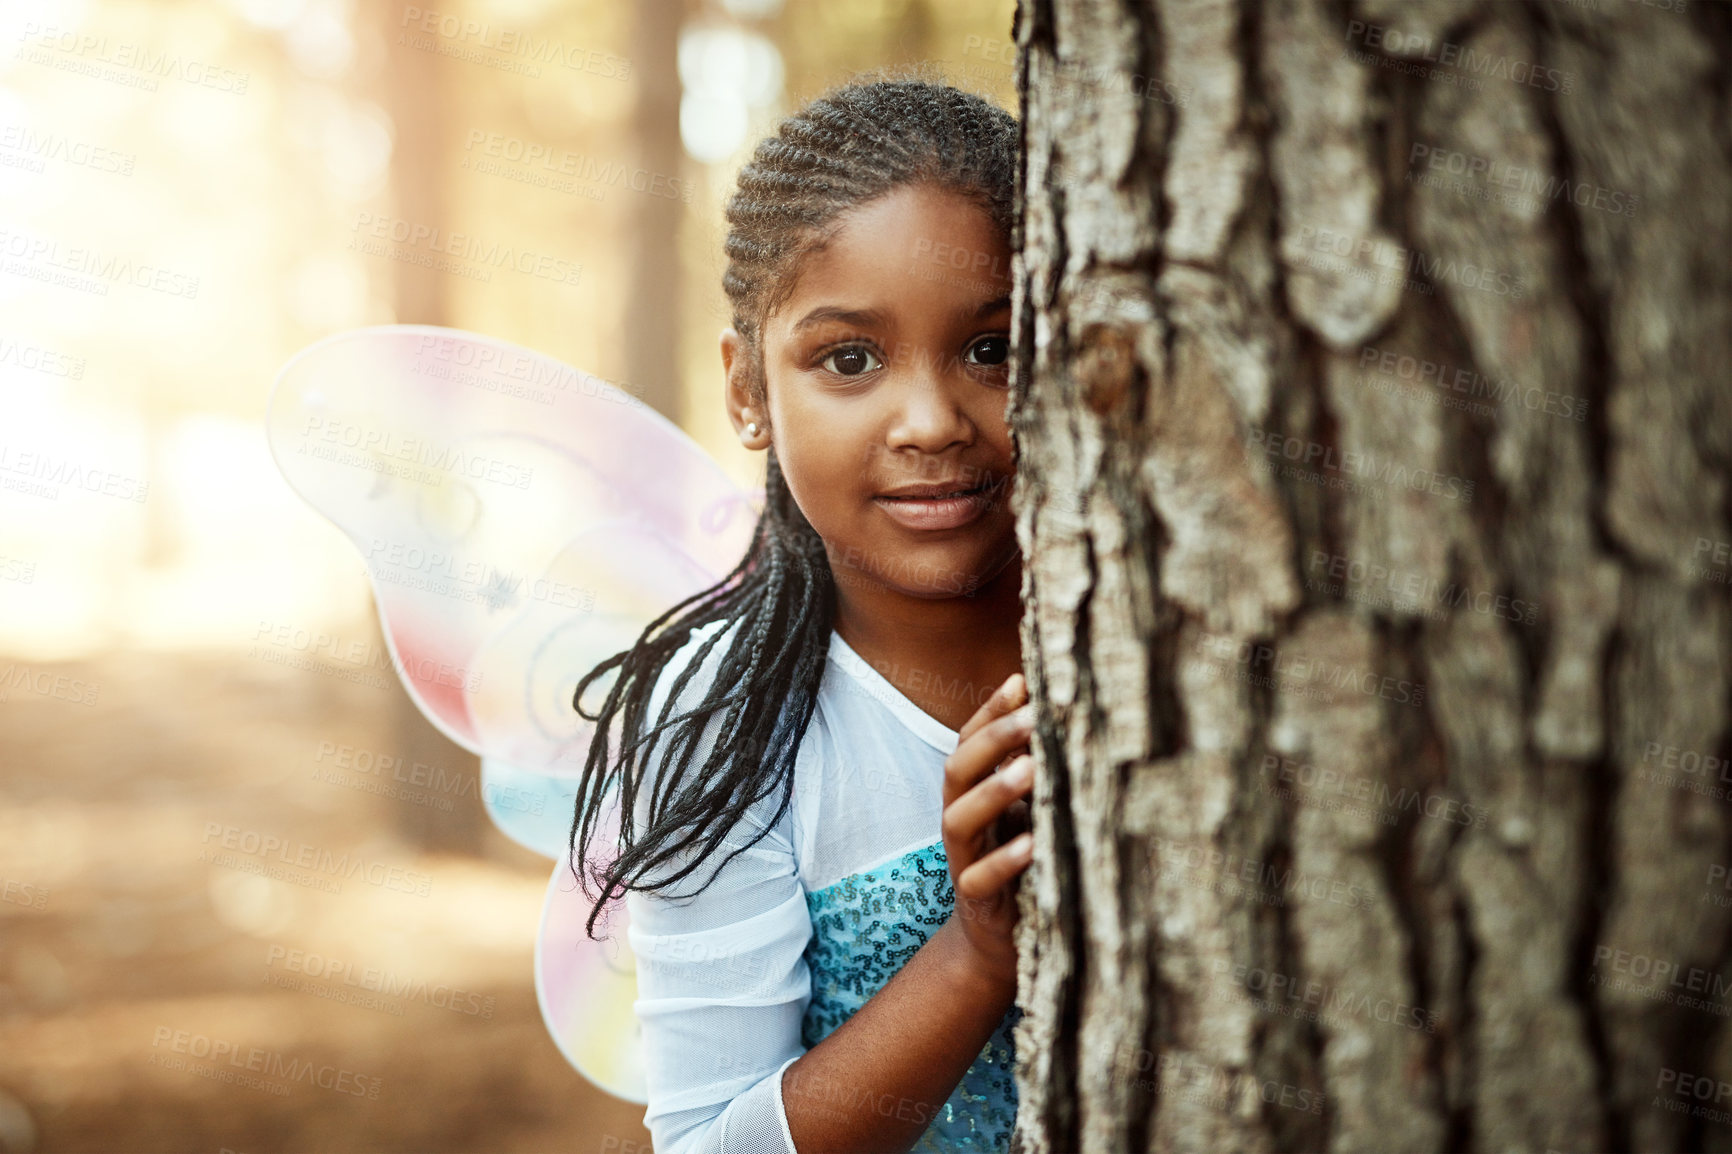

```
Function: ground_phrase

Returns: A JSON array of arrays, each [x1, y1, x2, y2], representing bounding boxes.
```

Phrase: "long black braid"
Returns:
[[567, 75, 1019, 939]]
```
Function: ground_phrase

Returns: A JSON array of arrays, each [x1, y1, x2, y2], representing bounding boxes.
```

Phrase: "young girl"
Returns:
[[569, 78, 1036, 1154]]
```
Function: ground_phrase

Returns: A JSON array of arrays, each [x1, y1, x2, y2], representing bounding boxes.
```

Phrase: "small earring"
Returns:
[[745, 422, 760, 437]]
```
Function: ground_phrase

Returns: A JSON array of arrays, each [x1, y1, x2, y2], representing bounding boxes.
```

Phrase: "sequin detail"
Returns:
[[802, 839, 1021, 1151]]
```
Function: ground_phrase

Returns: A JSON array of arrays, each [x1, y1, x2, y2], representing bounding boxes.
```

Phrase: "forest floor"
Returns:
[[0, 649, 651, 1154]]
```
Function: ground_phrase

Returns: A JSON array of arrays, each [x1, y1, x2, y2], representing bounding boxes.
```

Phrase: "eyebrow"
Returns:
[[791, 306, 889, 333], [791, 295, 1012, 334]]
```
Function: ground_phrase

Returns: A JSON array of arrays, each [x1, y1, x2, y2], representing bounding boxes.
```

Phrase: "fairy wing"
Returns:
[[265, 324, 760, 1103], [265, 323, 759, 783]]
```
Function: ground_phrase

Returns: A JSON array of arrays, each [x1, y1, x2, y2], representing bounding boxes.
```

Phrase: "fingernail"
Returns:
[[1002, 754, 1033, 787], [1013, 703, 1035, 727], [1011, 832, 1034, 858]]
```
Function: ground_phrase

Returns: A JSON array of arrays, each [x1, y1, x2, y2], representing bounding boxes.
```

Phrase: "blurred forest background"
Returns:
[[0, 0, 1013, 1150]]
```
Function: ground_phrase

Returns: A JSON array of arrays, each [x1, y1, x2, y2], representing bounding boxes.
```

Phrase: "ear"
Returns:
[[722, 328, 769, 450]]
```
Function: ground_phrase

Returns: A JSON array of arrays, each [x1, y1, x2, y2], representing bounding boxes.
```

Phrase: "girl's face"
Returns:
[[725, 183, 1018, 600]]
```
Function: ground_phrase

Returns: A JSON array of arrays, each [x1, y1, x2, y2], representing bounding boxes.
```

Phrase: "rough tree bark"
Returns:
[[1006, 1, 1732, 1152]]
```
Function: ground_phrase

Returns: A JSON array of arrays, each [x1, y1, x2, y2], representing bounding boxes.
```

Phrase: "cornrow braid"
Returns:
[[567, 76, 1019, 939]]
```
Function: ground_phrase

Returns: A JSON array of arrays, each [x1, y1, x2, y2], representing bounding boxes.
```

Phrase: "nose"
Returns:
[[884, 360, 974, 456]]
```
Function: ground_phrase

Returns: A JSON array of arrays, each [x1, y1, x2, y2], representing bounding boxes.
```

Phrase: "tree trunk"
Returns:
[[625, 0, 685, 422], [1007, 2, 1732, 1152], [377, 12, 484, 854]]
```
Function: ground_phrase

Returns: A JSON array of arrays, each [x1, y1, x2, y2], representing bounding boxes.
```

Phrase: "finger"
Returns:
[[956, 832, 1034, 901], [955, 672, 1025, 747], [956, 671, 1027, 745], [942, 755, 1033, 848], [945, 706, 1035, 803], [945, 715, 1032, 809]]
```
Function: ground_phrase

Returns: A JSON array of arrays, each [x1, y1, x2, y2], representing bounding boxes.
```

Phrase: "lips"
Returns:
[[872, 481, 996, 531]]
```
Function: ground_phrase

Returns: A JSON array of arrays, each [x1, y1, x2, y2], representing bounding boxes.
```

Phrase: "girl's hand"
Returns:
[[941, 672, 1036, 996]]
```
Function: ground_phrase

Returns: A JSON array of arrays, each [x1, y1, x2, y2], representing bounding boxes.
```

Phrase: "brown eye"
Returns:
[[822, 345, 883, 376], [967, 336, 1009, 367]]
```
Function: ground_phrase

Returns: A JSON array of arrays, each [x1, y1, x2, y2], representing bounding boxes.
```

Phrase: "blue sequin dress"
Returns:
[[802, 839, 1023, 1151]]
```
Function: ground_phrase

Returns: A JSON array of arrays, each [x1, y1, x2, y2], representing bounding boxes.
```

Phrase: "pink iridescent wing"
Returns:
[[266, 325, 760, 1103]]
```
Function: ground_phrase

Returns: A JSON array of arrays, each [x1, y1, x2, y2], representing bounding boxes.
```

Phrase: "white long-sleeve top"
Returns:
[[624, 617, 1021, 1154]]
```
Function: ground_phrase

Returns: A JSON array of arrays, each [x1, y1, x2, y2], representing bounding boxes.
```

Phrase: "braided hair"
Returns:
[[567, 76, 1019, 938]]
